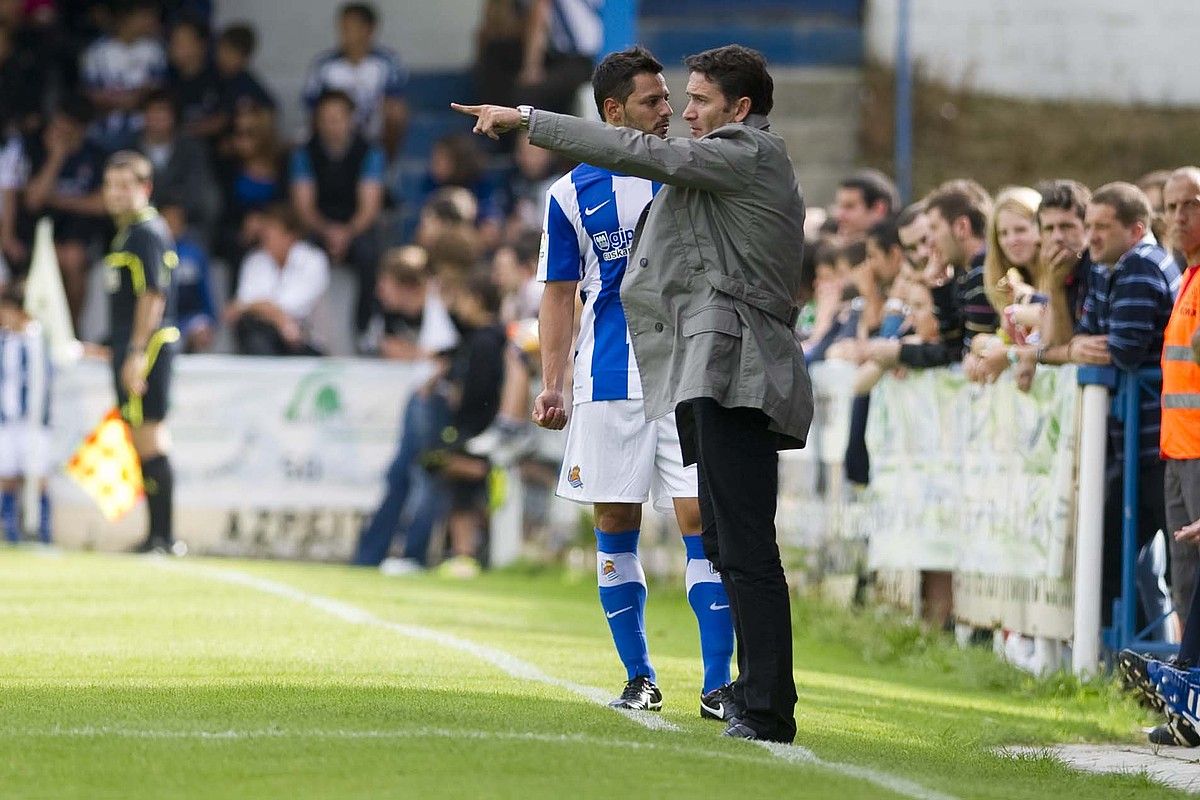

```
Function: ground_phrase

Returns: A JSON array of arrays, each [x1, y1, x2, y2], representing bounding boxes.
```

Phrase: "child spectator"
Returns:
[[80, 0, 166, 150], [414, 186, 477, 249], [226, 203, 329, 356], [214, 23, 276, 117], [361, 245, 458, 360], [160, 204, 216, 353], [425, 271, 506, 578], [423, 133, 502, 247], [0, 282, 51, 544]]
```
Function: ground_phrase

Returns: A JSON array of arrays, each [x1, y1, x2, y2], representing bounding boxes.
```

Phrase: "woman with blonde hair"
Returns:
[[982, 186, 1042, 315]]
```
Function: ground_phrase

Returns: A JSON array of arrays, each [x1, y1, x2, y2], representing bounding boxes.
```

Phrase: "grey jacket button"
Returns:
[[654, 322, 664, 332], [639, 258, 648, 267]]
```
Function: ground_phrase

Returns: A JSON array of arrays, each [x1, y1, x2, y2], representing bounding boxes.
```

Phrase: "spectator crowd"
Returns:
[[0, 0, 1197, 608]]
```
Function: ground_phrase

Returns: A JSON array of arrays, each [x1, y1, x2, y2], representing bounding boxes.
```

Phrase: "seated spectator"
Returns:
[[290, 88, 384, 343], [493, 227, 543, 324], [137, 90, 220, 242], [80, 0, 166, 151], [414, 186, 478, 249], [225, 203, 329, 356], [214, 23, 276, 119], [160, 204, 216, 353], [858, 180, 997, 376], [423, 133, 502, 248], [166, 15, 226, 143], [302, 2, 408, 158], [214, 103, 287, 286], [361, 245, 458, 360], [19, 96, 107, 325], [833, 168, 898, 245]]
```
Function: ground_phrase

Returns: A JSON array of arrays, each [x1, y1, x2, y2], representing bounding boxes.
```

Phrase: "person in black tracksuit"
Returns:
[[102, 150, 180, 555]]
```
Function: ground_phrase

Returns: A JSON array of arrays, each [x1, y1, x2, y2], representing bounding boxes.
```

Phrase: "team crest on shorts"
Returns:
[[567, 465, 583, 488], [601, 559, 618, 581]]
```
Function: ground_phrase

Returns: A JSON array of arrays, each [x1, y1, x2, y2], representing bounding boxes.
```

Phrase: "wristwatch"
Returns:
[[517, 105, 534, 130]]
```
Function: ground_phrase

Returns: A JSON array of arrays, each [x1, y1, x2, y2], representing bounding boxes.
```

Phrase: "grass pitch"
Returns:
[[0, 551, 1186, 799]]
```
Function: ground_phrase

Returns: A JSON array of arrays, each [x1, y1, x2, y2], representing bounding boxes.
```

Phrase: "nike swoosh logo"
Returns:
[[710, 603, 730, 611], [606, 606, 633, 619], [584, 200, 611, 216]]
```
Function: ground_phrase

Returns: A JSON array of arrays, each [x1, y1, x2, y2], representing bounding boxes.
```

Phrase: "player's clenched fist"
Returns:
[[532, 388, 568, 430]]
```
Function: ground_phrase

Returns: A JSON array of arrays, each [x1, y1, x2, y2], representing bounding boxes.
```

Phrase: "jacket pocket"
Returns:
[[681, 304, 742, 338]]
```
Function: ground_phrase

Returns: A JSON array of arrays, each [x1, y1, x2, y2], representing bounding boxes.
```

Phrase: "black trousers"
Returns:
[[679, 398, 797, 742]]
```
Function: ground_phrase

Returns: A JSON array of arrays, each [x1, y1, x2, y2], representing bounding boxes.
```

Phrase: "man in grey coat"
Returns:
[[454, 44, 812, 743]]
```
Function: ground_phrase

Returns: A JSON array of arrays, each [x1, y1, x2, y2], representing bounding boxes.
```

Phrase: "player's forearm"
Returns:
[[129, 291, 165, 349], [539, 283, 576, 392]]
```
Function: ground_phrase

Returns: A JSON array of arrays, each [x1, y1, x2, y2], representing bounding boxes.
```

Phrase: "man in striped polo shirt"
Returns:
[[1071, 182, 1180, 636]]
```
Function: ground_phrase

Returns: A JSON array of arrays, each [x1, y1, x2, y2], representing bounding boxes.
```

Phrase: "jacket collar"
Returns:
[[744, 113, 771, 131]]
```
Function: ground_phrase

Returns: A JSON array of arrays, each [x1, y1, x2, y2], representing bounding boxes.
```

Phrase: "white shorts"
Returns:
[[0, 425, 52, 478], [557, 399, 697, 514]]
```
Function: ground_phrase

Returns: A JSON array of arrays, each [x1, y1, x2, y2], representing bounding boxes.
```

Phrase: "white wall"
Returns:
[[214, 0, 483, 135], [866, 0, 1199, 106]]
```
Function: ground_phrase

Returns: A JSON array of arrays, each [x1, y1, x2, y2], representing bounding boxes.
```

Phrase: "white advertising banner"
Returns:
[[49, 356, 431, 560]]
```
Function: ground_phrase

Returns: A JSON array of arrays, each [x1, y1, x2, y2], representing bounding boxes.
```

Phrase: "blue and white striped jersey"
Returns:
[[0, 324, 50, 426], [537, 164, 661, 404]]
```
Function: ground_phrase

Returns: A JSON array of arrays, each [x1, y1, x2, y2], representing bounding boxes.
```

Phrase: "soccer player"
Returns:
[[102, 151, 181, 555], [533, 47, 736, 718]]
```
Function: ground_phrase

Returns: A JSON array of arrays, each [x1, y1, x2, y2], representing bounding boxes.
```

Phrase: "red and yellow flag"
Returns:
[[65, 409, 144, 521]]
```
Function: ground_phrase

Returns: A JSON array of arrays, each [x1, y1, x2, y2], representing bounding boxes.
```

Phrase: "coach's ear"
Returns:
[[731, 96, 751, 123]]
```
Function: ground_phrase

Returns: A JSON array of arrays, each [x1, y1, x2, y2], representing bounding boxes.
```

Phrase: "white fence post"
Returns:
[[489, 466, 523, 568], [1072, 383, 1110, 676]]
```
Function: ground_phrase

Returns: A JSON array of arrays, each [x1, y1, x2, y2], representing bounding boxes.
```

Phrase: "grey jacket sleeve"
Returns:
[[528, 110, 756, 194]]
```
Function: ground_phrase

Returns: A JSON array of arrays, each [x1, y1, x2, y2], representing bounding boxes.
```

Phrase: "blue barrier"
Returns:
[[1081, 366, 1179, 658]]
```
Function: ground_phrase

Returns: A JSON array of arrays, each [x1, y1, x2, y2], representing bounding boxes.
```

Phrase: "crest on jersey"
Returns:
[[567, 465, 583, 488]]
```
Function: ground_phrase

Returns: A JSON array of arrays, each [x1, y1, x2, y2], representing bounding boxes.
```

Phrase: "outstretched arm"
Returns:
[[451, 103, 755, 193]]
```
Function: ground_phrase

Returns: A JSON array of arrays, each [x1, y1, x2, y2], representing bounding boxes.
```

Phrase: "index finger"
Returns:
[[450, 103, 482, 117]]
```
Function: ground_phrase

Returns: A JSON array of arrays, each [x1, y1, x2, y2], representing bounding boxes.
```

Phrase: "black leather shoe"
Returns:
[[722, 721, 760, 740]]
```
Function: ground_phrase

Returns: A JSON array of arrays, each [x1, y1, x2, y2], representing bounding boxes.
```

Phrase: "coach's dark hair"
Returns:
[[683, 44, 773, 116], [106, 150, 154, 184], [925, 179, 993, 239], [1036, 179, 1091, 223], [591, 46, 663, 118], [340, 2, 378, 28], [840, 169, 900, 217]]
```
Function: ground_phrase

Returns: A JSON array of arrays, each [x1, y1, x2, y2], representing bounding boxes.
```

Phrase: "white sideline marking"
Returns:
[[31, 726, 775, 766], [166, 562, 958, 800], [759, 741, 959, 800], [165, 563, 677, 733]]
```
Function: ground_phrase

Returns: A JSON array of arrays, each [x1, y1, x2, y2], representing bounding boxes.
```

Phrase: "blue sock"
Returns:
[[38, 493, 51, 545], [1, 492, 17, 543], [683, 534, 734, 693], [596, 528, 654, 682]]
